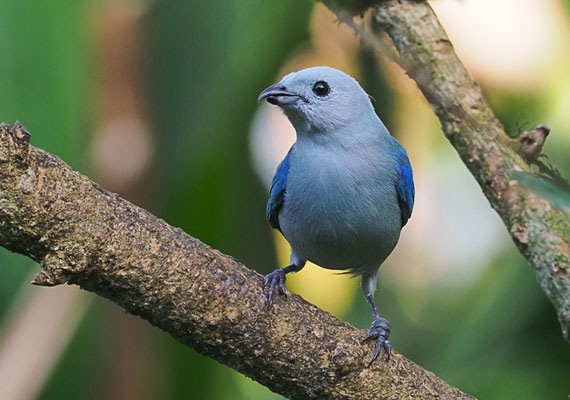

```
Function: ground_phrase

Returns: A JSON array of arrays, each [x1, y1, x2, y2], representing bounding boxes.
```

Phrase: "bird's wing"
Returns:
[[395, 148, 415, 227], [266, 148, 292, 232]]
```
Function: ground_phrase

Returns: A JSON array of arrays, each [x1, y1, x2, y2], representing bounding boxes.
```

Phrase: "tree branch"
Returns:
[[325, 0, 570, 343], [0, 121, 471, 399]]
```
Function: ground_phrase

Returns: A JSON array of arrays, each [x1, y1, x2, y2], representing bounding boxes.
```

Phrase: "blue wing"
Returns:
[[395, 149, 415, 227], [266, 148, 292, 232]]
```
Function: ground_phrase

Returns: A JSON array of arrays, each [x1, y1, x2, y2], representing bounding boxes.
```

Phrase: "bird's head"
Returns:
[[258, 66, 375, 134]]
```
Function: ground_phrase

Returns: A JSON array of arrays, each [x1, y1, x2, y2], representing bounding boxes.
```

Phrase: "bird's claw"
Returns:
[[263, 269, 287, 304], [363, 317, 391, 366]]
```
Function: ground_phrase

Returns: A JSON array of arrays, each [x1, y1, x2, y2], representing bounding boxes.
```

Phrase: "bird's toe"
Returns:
[[363, 317, 391, 366], [278, 276, 286, 294], [263, 269, 287, 305]]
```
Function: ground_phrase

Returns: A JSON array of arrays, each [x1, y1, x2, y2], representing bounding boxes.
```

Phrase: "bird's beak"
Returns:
[[257, 83, 300, 105]]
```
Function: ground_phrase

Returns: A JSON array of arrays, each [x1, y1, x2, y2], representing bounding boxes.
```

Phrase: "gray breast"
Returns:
[[279, 145, 401, 272]]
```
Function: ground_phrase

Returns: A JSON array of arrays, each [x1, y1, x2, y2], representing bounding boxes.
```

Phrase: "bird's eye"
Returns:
[[312, 81, 330, 97]]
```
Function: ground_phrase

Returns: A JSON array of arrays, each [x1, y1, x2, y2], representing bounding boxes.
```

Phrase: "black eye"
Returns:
[[312, 81, 330, 97]]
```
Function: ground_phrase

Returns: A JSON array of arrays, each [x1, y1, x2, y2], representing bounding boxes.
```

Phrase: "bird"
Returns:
[[257, 66, 415, 365]]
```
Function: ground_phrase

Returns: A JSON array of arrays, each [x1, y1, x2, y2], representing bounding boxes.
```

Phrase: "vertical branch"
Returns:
[[325, 0, 570, 341]]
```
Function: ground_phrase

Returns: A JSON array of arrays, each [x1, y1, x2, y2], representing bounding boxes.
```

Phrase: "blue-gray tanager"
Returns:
[[257, 66, 415, 364]]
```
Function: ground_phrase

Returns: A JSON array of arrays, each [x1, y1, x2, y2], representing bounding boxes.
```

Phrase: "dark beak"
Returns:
[[257, 83, 299, 105]]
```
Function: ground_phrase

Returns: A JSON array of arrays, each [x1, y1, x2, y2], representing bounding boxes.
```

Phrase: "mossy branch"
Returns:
[[0, 122, 471, 399], [324, 0, 570, 341]]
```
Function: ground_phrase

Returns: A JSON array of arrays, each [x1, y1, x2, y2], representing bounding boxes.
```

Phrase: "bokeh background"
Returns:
[[1, 0, 569, 399]]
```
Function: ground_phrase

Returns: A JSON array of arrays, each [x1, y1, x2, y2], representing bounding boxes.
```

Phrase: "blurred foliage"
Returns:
[[142, 0, 312, 271], [488, 91, 549, 138], [39, 307, 106, 400], [0, 1, 569, 400], [0, 1, 101, 399], [358, 48, 395, 131], [0, 0, 94, 167]]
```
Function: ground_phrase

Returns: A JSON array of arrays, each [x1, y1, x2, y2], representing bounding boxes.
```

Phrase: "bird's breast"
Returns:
[[279, 145, 401, 271]]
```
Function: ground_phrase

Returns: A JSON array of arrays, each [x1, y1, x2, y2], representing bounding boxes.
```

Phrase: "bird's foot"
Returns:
[[363, 317, 391, 366], [263, 268, 288, 305]]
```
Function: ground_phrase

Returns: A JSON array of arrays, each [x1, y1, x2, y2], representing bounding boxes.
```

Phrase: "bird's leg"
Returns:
[[364, 294, 391, 364], [263, 263, 304, 304], [361, 272, 391, 365]]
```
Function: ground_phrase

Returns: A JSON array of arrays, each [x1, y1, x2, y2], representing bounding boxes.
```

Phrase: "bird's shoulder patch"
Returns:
[[395, 148, 415, 227], [267, 148, 292, 231]]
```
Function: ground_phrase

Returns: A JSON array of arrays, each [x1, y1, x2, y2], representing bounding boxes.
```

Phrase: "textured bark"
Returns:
[[0, 122, 472, 399], [325, 0, 570, 343]]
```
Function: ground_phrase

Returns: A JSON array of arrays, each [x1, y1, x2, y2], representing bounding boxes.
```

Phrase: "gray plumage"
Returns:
[[258, 66, 414, 364]]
